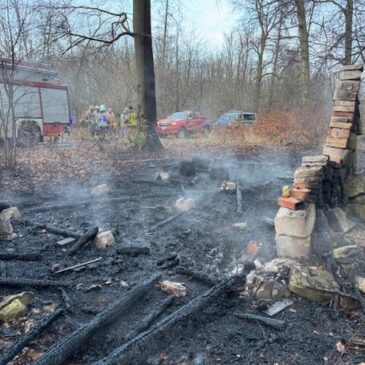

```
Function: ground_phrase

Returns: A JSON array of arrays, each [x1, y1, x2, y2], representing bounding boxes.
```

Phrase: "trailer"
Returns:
[[0, 59, 71, 146]]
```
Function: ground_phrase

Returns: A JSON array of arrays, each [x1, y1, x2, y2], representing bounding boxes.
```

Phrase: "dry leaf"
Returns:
[[246, 240, 261, 257], [159, 280, 187, 298]]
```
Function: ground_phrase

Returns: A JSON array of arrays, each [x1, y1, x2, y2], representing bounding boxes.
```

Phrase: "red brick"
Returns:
[[277, 197, 305, 210], [332, 111, 354, 119]]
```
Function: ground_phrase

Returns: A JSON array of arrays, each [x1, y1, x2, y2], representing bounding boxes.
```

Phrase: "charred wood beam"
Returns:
[[149, 211, 184, 231], [0, 278, 71, 288], [68, 227, 99, 256], [0, 252, 41, 261], [116, 247, 150, 256], [124, 296, 174, 342], [0, 308, 63, 365], [156, 254, 178, 267], [174, 266, 218, 287], [34, 224, 81, 239], [234, 312, 286, 330], [93, 275, 243, 365], [31, 274, 160, 365]]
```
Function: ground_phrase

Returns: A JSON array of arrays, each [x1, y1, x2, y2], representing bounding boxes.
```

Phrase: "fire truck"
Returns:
[[0, 59, 71, 146]]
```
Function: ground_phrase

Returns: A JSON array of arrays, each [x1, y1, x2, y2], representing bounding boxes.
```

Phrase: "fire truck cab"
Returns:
[[0, 59, 71, 146]]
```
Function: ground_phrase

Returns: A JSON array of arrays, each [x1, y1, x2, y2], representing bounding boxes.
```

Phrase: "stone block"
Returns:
[[302, 155, 329, 164], [329, 127, 351, 139], [322, 146, 352, 164], [175, 197, 195, 211], [325, 207, 356, 233], [275, 234, 311, 259], [294, 176, 323, 184], [334, 80, 361, 100], [294, 166, 324, 178], [325, 136, 349, 149], [288, 267, 338, 302], [339, 69, 362, 80], [275, 203, 316, 238], [0, 219, 13, 237], [333, 105, 355, 113], [334, 100, 356, 107], [329, 120, 353, 130], [93, 230, 115, 249], [341, 64, 364, 71], [0, 207, 21, 220], [331, 116, 353, 124]]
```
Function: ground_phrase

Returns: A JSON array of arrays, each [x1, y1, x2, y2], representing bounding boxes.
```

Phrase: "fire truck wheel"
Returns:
[[17, 121, 41, 147]]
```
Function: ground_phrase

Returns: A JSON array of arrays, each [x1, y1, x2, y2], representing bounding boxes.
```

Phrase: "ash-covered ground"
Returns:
[[1, 149, 365, 365]]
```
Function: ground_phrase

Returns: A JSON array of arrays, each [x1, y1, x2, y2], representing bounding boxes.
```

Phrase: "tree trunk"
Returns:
[[294, 0, 310, 108], [133, 0, 163, 152], [343, 0, 353, 65]]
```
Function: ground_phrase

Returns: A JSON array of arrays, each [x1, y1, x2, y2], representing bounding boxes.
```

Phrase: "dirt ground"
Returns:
[[1, 142, 365, 365]]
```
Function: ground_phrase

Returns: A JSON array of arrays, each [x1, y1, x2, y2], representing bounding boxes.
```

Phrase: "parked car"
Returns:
[[204, 111, 256, 133], [157, 111, 209, 138]]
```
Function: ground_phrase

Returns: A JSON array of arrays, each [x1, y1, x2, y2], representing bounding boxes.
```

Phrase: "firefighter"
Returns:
[[96, 105, 109, 140]]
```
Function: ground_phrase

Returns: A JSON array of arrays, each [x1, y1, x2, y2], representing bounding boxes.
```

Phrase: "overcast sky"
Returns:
[[151, 0, 238, 49]]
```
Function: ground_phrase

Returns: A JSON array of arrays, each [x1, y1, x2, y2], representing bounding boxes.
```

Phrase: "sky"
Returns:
[[151, 0, 239, 49]]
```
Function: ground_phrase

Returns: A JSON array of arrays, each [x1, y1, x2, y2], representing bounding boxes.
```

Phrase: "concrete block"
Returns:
[[275, 234, 311, 259], [302, 155, 329, 164], [175, 197, 195, 211], [275, 203, 315, 238], [322, 146, 352, 164], [339, 69, 362, 80], [93, 230, 115, 249], [294, 166, 324, 178], [0, 207, 21, 220], [0, 219, 13, 237]]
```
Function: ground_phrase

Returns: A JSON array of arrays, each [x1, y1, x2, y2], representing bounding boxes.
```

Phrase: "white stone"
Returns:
[[90, 184, 109, 197], [175, 197, 195, 211], [275, 234, 311, 259], [93, 230, 115, 249], [155, 171, 170, 181], [0, 219, 13, 237], [0, 207, 21, 220], [274, 204, 316, 238]]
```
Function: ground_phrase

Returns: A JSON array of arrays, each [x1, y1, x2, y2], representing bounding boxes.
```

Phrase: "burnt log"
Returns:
[[174, 266, 217, 287], [116, 247, 151, 256], [150, 211, 184, 231], [124, 296, 174, 341], [0, 278, 71, 288], [31, 274, 160, 365], [179, 160, 196, 177], [156, 254, 178, 267], [0, 308, 63, 365], [234, 312, 286, 330], [0, 252, 41, 261], [92, 275, 244, 365], [35, 224, 81, 239], [68, 227, 99, 256]]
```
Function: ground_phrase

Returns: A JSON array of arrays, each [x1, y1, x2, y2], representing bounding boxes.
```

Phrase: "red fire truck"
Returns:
[[0, 59, 71, 146]]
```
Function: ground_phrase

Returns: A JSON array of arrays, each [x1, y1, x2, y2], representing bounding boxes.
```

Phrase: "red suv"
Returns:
[[157, 111, 208, 138]]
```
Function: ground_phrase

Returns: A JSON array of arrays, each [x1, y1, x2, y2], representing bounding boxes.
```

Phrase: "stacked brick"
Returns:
[[323, 64, 363, 178], [275, 64, 363, 260], [277, 64, 363, 212]]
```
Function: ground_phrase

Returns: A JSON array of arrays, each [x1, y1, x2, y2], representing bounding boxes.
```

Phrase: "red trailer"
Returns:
[[0, 59, 71, 146]]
